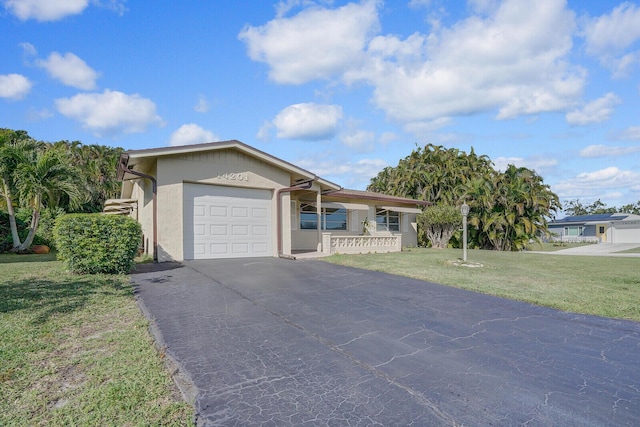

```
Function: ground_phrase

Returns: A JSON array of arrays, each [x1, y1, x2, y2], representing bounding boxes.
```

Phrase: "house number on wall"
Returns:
[[217, 172, 249, 181]]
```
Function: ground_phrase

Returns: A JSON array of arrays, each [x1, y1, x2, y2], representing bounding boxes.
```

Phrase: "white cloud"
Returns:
[[0, 73, 32, 100], [26, 107, 54, 121], [169, 124, 219, 146], [565, 93, 621, 125], [404, 117, 453, 136], [614, 126, 640, 140], [37, 52, 99, 90], [297, 157, 387, 189], [580, 144, 640, 158], [583, 2, 640, 76], [340, 128, 375, 151], [94, 0, 127, 15], [3, 0, 89, 21], [493, 156, 558, 174], [19, 41, 37, 56], [55, 89, 163, 136], [378, 131, 398, 145], [364, 0, 583, 122], [194, 95, 209, 113], [273, 103, 343, 140], [242, 0, 584, 124], [553, 166, 640, 199], [256, 120, 273, 142], [239, 0, 378, 84]]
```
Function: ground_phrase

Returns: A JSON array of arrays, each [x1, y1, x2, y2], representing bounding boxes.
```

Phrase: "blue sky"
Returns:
[[2, 0, 640, 210]]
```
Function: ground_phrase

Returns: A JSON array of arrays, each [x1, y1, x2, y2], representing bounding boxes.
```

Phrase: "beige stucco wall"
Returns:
[[152, 149, 292, 261], [129, 162, 156, 257]]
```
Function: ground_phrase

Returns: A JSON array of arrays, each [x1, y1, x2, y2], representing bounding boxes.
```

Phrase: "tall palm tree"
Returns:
[[0, 129, 39, 250], [13, 148, 81, 250]]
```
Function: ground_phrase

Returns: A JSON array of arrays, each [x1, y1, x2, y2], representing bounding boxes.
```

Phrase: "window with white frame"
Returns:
[[299, 203, 348, 230], [376, 208, 400, 232], [564, 226, 583, 236]]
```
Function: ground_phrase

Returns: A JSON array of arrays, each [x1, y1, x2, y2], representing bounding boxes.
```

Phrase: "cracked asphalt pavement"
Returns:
[[131, 258, 640, 426]]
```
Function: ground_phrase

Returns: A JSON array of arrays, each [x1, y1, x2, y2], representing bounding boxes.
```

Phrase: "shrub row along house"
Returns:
[[548, 213, 640, 243], [106, 140, 428, 261]]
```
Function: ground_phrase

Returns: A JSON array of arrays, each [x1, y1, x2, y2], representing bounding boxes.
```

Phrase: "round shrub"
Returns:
[[54, 214, 142, 274]]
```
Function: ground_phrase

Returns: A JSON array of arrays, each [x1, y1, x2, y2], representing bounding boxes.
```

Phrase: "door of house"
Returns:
[[597, 224, 607, 242]]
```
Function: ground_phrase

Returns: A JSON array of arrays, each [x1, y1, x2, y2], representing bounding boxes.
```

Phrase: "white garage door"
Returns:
[[614, 224, 640, 243], [184, 184, 272, 259]]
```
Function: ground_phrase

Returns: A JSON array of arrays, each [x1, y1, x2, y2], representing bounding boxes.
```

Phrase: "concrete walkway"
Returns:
[[131, 258, 640, 426], [532, 243, 640, 257]]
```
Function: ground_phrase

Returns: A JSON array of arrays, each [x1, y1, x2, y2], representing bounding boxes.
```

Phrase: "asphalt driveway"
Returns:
[[131, 258, 640, 426]]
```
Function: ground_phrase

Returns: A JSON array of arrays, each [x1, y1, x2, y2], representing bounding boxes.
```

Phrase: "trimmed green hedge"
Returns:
[[54, 214, 142, 274]]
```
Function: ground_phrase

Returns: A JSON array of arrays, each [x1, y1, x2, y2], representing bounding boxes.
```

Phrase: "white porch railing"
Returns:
[[322, 233, 402, 255]]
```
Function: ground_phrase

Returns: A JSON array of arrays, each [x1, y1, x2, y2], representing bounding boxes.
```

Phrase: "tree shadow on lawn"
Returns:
[[0, 274, 131, 325]]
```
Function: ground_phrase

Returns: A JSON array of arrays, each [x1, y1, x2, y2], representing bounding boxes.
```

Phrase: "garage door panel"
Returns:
[[210, 206, 227, 217], [252, 242, 268, 253], [194, 243, 206, 255], [185, 184, 272, 259], [210, 225, 227, 235], [210, 243, 229, 254], [252, 225, 268, 236], [232, 207, 248, 217], [252, 207, 267, 218], [231, 243, 249, 254], [194, 224, 206, 236], [232, 225, 248, 236]]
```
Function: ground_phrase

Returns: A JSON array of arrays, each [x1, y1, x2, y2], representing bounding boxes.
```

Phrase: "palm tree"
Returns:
[[0, 129, 39, 250], [13, 148, 81, 250]]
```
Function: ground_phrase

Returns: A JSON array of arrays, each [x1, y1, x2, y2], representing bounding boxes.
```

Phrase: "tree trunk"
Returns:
[[17, 208, 40, 251], [2, 178, 22, 249]]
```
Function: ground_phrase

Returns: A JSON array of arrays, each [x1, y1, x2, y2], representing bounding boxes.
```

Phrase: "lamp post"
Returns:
[[461, 203, 470, 262]]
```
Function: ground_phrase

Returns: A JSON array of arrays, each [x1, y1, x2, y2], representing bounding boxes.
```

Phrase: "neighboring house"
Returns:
[[106, 140, 429, 261], [548, 213, 640, 244]]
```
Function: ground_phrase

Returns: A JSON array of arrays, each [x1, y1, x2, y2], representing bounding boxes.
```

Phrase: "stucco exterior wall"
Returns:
[[153, 149, 291, 261], [130, 163, 156, 257]]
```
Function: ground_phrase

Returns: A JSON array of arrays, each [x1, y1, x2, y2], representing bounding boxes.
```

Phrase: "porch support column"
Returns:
[[316, 190, 322, 251], [368, 206, 376, 235]]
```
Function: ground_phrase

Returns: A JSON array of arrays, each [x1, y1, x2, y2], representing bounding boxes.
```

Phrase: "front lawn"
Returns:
[[323, 248, 640, 322], [0, 253, 193, 426]]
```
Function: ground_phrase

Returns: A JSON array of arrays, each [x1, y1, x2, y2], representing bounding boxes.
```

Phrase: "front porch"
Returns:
[[286, 188, 426, 257], [292, 233, 402, 259]]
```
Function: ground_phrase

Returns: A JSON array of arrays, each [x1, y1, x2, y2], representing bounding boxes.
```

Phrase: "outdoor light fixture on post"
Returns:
[[461, 203, 470, 262]]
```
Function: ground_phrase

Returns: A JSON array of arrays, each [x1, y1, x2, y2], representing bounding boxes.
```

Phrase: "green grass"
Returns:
[[323, 248, 640, 322], [615, 246, 640, 254], [0, 253, 193, 426]]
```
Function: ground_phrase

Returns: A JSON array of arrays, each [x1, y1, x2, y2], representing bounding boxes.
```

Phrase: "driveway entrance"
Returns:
[[131, 258, 640, 426]]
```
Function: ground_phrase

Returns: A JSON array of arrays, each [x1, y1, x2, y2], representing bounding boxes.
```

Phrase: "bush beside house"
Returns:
[[54, 214, 141, 274], [417, 205, 462, 248]]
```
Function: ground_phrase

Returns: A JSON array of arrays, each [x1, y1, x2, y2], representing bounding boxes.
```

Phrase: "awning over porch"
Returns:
[[378, 205, 423, 214], [300, 201, 370, 210]]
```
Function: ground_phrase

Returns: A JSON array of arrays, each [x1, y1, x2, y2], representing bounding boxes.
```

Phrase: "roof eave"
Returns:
[[122, 140, 341, 191]]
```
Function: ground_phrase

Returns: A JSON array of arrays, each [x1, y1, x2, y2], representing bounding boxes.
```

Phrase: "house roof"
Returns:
[[118, 140, 342, 197], [550, 213, 631, 224], [327, 189, 430, 207], [117, 140, 430, 209]]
